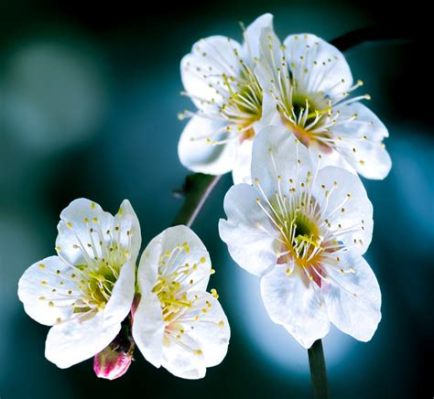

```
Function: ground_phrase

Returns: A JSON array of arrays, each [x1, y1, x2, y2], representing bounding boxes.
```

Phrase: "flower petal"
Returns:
[[313, 166, 373, 255], [44, 258, 135, 368], [332, 102, 392, 179], [138, 225, 212, 295], [18, 256, 79, 326], [45, 311, 121, 369], [260, 265, 330, 349], [322, 255, 381, 341], [114, 199, 142, 263], [256, 23, 283, 90], [283, 34, 353, 99], [178, 116, 238, 175], [231, 137, 253, 184], [55, 198, 114, 266], [243, 13, 274, 61], [251, 126, 315, 198], [132, 293, 165, 368], [181, 36, 242, 112], [219, 183, 278, 276], [103, 260, 136, 326], [161, 291, 230, 379]]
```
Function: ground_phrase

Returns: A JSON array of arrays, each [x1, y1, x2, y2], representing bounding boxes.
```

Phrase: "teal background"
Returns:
[[0, 1, 432, 398]]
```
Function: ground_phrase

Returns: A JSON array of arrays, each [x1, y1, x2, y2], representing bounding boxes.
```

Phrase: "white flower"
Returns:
[[219, 126, 381, 348], [132, 225, 230, 379], [18, 198, 141, 368], [178, 13, 275, 184], [257, 26, 392, 180]]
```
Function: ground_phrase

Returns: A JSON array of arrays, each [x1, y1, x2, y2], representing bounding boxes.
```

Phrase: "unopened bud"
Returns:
[[93, 338, 134, 380]]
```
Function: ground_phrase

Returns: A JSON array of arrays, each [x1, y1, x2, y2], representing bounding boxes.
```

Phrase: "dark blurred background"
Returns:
[[0, 0, 433, 398]]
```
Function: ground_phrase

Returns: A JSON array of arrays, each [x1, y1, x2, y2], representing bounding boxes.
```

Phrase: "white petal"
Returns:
[[256, 23, 283, 91], [103, 259, 136, 325], [178, 116, 238, 175], [18, 256, 79, 326], [161, 291, 230, 379], [45, 311, 121, 368], [283, 34, 353, 99], [181, 36, 242, 112], [44, 258, 135, 368], [219, 183, 278, 276], [261, 265, 330, 348], [251, 126, 315, 198], [231, 137, 253, 184], [55, 198, 114, 266], [138, 225, 212, 295], [115, 199, 142, 263], [332, 102, 392, 179], [313, 166, 373, 255], [243, 13, 274, 60], [132, 293, 165, 368], [323, 255, 381, 342]]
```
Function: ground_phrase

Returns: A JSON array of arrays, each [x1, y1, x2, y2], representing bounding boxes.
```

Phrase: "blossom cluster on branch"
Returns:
[[18, 13, 391, 382]]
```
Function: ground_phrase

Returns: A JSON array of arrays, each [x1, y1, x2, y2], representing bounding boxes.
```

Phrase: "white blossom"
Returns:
[[257, 26, 391, 180], [178, 14, 275, 183], [132, 225, 230, 379], [18, 198, 141, 368], [219, 127, 381, 348]]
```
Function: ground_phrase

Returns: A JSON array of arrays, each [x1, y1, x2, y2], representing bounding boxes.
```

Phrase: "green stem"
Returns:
[[308, 340, 328, 399]]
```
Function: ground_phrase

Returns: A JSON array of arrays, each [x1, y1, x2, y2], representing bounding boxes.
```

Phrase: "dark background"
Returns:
[[0, 1, 433, 398]]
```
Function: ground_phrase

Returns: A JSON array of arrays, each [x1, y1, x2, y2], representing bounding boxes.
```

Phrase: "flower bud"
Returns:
[[93, 341, 133, 380]]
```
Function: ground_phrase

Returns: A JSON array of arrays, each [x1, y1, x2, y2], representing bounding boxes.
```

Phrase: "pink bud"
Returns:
[[93, 343, 133, 380]]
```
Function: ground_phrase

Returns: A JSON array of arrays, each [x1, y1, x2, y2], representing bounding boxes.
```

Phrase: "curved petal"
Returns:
[[256, 24, 283, 92], [178, 116, 238, 175], [103, 260, 136, 325], [251, 126, 316, 198], [219, 183, 278, 276], [161, 291, 230, 379], [261, 265, 330, 349], [55, 198, 114, 266], [138, 225, 212, 295], [114, 199, 142, 263], [45, 311, 121, 369], [231, 137, 253, 184], [181, 36, 242, 112], [313, 166, 373, 255], [283, 34, 353, 100], [18, 256, 79, 326], [44, 258, 135, 368], [243, 13, 274, 61], [132, 293, 165, 368], [332, 102, 392, 179], [322, 255, 381, 342]]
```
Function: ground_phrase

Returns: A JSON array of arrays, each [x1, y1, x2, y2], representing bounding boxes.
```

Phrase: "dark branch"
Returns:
[[331, 26, 414, 51]]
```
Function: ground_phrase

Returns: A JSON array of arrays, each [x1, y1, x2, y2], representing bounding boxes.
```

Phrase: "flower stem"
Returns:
[[172, 173, 221, 226], [308, 340, 328, 399]]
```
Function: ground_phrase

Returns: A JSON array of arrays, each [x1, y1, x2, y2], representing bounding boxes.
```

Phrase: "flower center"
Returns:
[[73, 263, 119, 313], [278, 88, 334, 153], [221, 65, 263, 140], [152, 243, 210, 325], [276, 195, 324, 270], [74, 241, 128, 313], [153, 276, 192, 324]]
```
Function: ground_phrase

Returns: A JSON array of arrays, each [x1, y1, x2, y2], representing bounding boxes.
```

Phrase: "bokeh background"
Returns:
[[1, 0, 432, 398]]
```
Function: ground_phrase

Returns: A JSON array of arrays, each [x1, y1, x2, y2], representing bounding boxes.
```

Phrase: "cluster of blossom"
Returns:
[[180, 14, 389, 348], [18, 200, 229, 379], [18, 13, 390, 381]]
